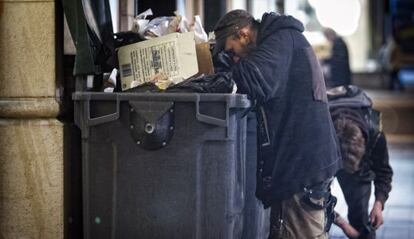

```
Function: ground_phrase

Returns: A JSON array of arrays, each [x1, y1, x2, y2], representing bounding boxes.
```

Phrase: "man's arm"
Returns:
[[232, 29, 293, 103], [370, 132, 393, 229], [371, 132, 393, 206]]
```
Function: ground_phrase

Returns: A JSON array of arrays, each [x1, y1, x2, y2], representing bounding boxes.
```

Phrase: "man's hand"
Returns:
[[334, 212, 360, 239], [370, 200, 384, 229]]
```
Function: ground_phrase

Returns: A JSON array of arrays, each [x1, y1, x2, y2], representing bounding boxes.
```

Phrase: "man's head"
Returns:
[[213, 10, 259, 59], [323, 28, 337, 42], [334, 117, 366, 173]]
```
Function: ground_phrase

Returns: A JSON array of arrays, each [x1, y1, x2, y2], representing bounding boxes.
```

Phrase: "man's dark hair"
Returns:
[[213, 10, 259, 55], [334, 117, 366, 173]]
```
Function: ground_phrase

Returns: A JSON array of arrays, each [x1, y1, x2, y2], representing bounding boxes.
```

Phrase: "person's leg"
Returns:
[[268, 195, 327, 239], [337, 171, 374, 239], [268, 179, 334, 239]]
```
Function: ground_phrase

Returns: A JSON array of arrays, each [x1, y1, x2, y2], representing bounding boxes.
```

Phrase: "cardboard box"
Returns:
[[195, 43, 215, 76], [118, 32, 199, 91]]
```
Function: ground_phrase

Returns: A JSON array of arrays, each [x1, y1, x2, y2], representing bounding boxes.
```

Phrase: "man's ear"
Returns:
[[238, 28, 249, 38], [238, 27, 250, 43]]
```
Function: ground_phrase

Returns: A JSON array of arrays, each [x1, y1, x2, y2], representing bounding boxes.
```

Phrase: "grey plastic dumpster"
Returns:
[[73, 92, 250, 239]]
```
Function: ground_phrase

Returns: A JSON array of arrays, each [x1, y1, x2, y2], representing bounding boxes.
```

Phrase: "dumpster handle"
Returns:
[[194, 94, 229, 128], [84, 94, 120, 126]]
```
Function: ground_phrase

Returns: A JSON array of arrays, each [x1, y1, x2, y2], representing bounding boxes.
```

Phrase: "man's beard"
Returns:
[[241, 41, 257, 58]]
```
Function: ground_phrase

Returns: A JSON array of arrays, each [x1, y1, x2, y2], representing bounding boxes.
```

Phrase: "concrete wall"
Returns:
[[0, 0, 63, 238]]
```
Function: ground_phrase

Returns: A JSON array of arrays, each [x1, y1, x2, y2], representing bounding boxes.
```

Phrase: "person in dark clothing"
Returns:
[[322, 28, 352, 88], [328, 85, 393, 239], [213, 10, 342, 239]]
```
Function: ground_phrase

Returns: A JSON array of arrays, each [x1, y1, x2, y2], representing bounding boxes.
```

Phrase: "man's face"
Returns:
[[224, 30, 254, 61], [224, 36, 247, 60]]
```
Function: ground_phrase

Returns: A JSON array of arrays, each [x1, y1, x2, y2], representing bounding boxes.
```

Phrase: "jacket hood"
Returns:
[[258, 13, 304, 44], [327, 85, 373, 109]]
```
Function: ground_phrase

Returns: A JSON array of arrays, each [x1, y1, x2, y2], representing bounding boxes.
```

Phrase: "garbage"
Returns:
[[114, 31, 143, 48], [131, 8, 153, 35], [86, 75, 94, 89], [151, 72, 171, 90], [195, 43, 215, 76], [140, 16, 181, 39], [124, 72, 235, 94], [113, 10, 212, 92], [192, 15, 208, 44], [117, 32, 199, 91], [102, 68, 118, 92], [168, 72, 235, 93], [179, 14, 190, 33], [132, 9, 208, 42]]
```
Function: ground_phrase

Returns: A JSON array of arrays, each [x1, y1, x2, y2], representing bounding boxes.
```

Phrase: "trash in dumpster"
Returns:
[[124, 72, 235, 94], [117, 31, 199, 91], [131, 8, 207, 42], [152, 72, 171, 90], [113, 31, 143, 48], [195, 42, 214, 76], [123, 41, 216, 92], [141, 16, 182, 39], [117, 30, 216, 92], [168, 72, 235, 93], [192, 15, 208, 43], [131, 8, 153, 36], [106, 9, 214, 93], [102, 68, 118, 92]]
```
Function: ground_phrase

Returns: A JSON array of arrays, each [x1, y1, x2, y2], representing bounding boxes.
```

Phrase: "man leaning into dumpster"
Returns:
[[213, 10, 342, 239]]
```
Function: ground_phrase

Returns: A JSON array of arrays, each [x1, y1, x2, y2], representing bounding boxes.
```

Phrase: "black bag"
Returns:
[[168, 73, 235, 93], [126, 73, 235, 94]]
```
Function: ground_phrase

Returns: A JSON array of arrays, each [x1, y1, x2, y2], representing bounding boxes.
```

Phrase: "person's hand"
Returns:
[[334, 212, 360, 239], [370, 200, 384, 229]]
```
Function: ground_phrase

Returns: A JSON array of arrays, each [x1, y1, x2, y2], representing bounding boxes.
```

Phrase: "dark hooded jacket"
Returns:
[[231, 13, 342, 207]]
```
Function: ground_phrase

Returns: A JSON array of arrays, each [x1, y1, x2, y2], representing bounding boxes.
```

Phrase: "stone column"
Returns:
[[0, 0, 63, 238]]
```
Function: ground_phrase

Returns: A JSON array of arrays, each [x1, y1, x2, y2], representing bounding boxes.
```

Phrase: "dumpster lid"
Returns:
[[72, 92, 251, 108]]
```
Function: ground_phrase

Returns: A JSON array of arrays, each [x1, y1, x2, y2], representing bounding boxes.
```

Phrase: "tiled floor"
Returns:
[[329, 142, 414, 239]]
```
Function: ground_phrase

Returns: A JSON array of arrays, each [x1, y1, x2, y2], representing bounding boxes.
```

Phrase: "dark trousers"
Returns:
[[337, 171, 375, 239]]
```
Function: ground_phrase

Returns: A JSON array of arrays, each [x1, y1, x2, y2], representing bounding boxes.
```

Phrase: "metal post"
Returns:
[[276, 0, 284, 15], [204, 0, 227, 32]]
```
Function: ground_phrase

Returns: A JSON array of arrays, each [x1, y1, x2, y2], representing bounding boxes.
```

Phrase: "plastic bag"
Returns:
[[102, 68, 118, 92], [141, 16, 181, 39], [179, 14, 190, 33], [168, 73, 235, 93], [131, 8, 153, 35], [124, 73, 235, 94], [192, 15, 208, 43], [113, 31, 143, 48]]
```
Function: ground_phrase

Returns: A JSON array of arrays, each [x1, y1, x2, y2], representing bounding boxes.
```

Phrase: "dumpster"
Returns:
[[73, 92, 250, 239]]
